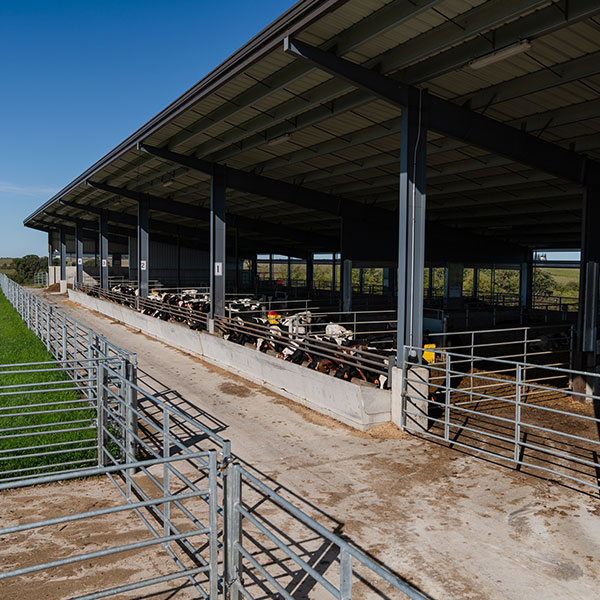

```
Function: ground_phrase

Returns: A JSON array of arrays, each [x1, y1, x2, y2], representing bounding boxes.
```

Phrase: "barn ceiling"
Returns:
[[25, 0, 600, 252]]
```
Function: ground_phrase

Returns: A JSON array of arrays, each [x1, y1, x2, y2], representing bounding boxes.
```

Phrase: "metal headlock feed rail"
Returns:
[[74, 281, 210, 329], [401, 345, 600, 493], [0, 275, 427, 599], [73, 281, 394, 385], [214, 313, 392, 379]]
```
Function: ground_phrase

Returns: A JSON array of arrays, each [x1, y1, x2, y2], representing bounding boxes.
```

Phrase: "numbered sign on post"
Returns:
[[214, 262, 223, 276], [101, 259, 107, 268], [140, 260, 147, 271], [77, 258, 82, 265]]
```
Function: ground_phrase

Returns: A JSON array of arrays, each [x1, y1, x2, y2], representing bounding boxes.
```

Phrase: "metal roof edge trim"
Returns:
[[23, 0, 349, 228]]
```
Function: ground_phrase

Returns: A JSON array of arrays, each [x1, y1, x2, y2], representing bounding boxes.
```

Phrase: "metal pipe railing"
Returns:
[[1, 274, 431, 600], [401, 344, 600, 493], [226, 464, 427, 600]]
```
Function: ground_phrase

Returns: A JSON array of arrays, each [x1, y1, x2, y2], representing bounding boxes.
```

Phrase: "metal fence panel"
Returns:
[[402, 344, 600, 493]]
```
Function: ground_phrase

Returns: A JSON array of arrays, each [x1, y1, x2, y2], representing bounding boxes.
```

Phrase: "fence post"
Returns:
[[96, 361, 107, 467], [163, 409, 171, 549], [45, 304, 51, 351], [62, 313, 67, 365], [87, 331, 94, 401], [125, 359, 138, 488], [208, 450, 219, 600], [569, 325, 575, 372], [523, 328, 529, 389], [73, 323, 78, 368], [400, 346, 409, 430], [225, 464, 242, 600], [445, 353, 451, 442], [514, 364, 522, 464], [387, 353, 395, 391], [340, 549, 353, 600]]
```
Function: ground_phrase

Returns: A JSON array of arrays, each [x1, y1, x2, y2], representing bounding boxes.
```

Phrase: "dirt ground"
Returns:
[[4, 290, 600, 600], [421, 365, 600, 491], [0, 475, 208, 600]]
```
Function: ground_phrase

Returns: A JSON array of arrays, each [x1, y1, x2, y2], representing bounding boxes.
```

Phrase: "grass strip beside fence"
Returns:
[[0, 290, 97, 477]]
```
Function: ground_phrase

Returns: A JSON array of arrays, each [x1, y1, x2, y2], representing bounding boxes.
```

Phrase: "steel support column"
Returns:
[[138, 199, 149, 298], [251, 255, 258, 293], [99, 211, 108, 289], [427, 267, 433, 300], [59, 227, 67, 281], [332, 253, 337, 292], [75, 221, 84, 284], [287, 256, 292, 288], [520, 258, 533, 309], [177, 231, 182, 289], [306, 253, 314, 296], [235, 229, 240, 293], [342, 258, 352, 313], [383, 267, 396, 296], [576, 186, 600, 370], [210, 166, 226, 318], [47, 231, 53, 275], [128, 237, 134, 282], [473, 267, 479, 298], [446, 263, 464, 308], [397, 93, 427, 363]]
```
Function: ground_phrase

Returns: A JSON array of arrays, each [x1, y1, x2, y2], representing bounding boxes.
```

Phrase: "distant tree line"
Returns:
[[259, 261, 578, 299], [8, 255, 47, 285]]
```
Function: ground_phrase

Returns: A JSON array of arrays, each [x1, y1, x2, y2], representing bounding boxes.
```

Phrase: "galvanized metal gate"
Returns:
[[401, 344, 600, 494], [0, 275, 428, 599]]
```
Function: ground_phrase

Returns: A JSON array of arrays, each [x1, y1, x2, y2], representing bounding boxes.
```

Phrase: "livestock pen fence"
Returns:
[[73, 281, 397, 387], [0, 274, 426, 598], [72, 280, 578, 392], [429, 323, 574, 370], [401, 345, 600, 494]]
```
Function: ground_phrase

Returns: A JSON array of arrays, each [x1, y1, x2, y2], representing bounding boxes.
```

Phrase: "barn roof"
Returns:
[[25, 0, 600, 252]]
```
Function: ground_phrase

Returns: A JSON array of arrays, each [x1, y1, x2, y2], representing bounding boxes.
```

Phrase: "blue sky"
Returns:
[[0, 0, 295, 257]]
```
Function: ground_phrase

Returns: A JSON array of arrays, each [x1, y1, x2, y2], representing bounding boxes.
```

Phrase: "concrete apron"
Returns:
[[68, 290, 391, 431], [391, 364, 431, 431]]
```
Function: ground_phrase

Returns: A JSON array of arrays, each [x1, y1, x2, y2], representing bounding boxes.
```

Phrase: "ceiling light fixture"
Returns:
[[469, 40, 531, 70], [162, 179, 174, 188]]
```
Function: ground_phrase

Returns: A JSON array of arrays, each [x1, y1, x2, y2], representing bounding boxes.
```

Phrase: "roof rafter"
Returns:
[[284, 37, 599, 187], [137, 143, 387, 223], [191, 0, 590, 165], [86, 180, 336, 249]]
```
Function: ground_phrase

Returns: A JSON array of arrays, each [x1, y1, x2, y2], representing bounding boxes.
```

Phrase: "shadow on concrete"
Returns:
[[130, 366, 433, 600]]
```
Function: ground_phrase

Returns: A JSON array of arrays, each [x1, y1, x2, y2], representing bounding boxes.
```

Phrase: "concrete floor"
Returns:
[[39, 292, 600, 599]]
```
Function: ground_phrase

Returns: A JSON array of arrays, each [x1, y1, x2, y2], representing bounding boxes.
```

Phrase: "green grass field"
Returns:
[[0, 290, 97, 478], [540, 267, 580, 286]]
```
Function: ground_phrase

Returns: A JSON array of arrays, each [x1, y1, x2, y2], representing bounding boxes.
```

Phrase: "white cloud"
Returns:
[[0, 181, 58, 198]]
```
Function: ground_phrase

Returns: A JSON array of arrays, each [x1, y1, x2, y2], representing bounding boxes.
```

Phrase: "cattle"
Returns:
[[85, 284, 393, 388]]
